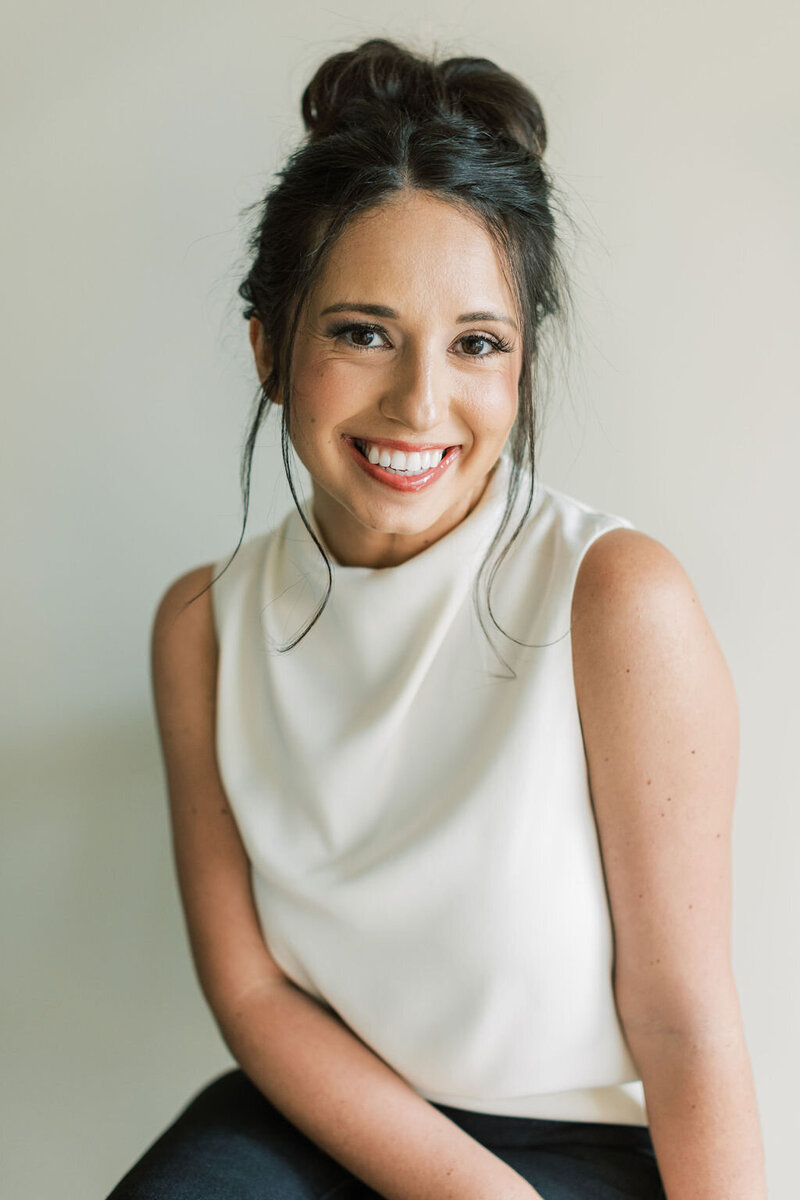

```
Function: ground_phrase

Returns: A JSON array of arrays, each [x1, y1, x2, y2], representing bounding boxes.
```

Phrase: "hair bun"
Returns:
[[301, 37, 546, 159], [437, 55, 547, 158]]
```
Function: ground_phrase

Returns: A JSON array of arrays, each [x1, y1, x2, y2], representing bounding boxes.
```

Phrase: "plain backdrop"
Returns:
[[2, 2, 797, 1197]]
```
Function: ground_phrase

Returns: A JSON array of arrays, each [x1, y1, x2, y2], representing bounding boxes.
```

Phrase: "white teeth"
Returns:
[[357, 440, 447, 473]]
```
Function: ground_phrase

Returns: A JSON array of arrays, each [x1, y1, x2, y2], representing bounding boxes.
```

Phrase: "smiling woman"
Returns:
[[246, 189, 525, 568], [108, 33, 767, 1200], [215, 38, 571, 632]]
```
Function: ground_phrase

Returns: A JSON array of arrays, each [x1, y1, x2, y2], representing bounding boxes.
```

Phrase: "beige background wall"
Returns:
[[2, 2, 797, 1197]]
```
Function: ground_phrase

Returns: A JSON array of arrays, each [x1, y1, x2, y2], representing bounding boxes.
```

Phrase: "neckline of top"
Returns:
[[292, 450, 519, 580]]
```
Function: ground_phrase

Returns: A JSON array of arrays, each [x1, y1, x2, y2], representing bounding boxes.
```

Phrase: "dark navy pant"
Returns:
[[106, 1067, 667, 1199]]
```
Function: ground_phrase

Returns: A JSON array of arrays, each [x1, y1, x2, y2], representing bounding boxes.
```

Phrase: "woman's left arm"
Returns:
[[571, 528, 768, 1200]]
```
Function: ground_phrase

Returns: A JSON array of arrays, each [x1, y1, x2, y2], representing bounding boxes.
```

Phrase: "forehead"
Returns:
[[310, 191, 515, 316]]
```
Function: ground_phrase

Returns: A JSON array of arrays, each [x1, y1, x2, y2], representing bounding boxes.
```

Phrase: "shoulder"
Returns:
[[571, 525, 688, 631], [569, 525, 732, 689], [151, 563, 217, 657], [570, 523, 741, 818], [151, 525, 275, 647], [150, 564, 218, 739], [570, 525, 734, 709]]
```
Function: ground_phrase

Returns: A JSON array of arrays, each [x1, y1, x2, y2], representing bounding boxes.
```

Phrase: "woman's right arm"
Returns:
[[149, 566, 541, 1200]]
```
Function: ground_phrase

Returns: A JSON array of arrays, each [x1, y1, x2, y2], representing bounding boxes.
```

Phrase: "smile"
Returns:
[[355, 440, 447, 473], [343, 436, 461, 493]]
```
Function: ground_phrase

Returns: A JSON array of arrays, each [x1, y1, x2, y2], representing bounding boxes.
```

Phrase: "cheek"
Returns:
[[461, 370, 519, 432], [291, 359, 363, 424]]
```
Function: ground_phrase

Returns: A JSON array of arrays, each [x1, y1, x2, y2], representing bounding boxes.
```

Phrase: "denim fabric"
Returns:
[[106, 1067, 667, 1199]]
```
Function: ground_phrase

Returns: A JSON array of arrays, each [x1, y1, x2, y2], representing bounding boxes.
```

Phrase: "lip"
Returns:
[[343, 435, 461, 493], [345, 435, 459, 453]]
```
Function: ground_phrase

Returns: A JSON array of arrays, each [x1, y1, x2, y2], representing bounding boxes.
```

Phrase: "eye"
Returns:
[[326, 322, 390, 351], [458, 333, 513, 358], [324, 321, 514, 359]]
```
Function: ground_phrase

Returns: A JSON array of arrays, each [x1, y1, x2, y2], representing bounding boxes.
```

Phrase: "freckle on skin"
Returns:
[[646, 778, 651, 785]]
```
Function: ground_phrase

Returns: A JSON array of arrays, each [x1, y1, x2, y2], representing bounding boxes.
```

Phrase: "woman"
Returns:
[[107, 37, 767, 1200]]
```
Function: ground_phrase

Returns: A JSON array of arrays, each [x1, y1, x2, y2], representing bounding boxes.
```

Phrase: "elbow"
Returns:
[[618, 977, 744, 1049]]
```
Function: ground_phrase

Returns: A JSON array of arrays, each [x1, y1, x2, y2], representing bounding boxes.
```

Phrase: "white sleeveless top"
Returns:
[[210, 451, 649, 1125]]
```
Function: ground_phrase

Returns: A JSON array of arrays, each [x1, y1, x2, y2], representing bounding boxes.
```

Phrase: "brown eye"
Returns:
[[326, 322, 512, 358], [458, 334, 512, 357], [461, 335, 493, 356], [326, 321, 389, 351], [349, 327, 382, 348]]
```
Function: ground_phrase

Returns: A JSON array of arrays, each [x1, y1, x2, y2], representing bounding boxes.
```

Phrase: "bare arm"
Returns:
[[150, 565, 541, 1200], [215, 978, 540, 1200], [572, 529, 768, 1199]]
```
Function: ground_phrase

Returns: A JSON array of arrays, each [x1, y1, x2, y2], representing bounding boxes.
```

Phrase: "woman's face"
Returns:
[[250, 189, 523, 568]]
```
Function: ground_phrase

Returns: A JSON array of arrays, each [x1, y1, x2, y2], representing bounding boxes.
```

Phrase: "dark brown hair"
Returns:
[[195, 37, 574, 676]]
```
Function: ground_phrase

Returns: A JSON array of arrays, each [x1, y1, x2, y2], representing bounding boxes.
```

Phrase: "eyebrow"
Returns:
[[319, 301, 518, 331]]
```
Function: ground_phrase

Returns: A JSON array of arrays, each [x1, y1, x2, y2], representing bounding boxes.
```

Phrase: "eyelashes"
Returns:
[[325, 320, 514, 359]]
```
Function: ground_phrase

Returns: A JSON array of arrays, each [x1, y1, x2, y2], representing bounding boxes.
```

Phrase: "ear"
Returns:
[[248, 316, 283, 405]]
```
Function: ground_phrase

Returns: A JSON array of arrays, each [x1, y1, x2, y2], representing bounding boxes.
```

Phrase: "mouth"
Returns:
[[349, 436, 459, 473], [343, 435, 462, 492]]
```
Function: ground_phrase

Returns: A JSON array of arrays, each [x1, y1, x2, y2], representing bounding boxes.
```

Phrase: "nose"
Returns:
[[377, 341, 448, 433]]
